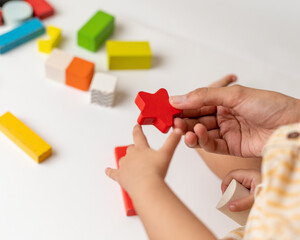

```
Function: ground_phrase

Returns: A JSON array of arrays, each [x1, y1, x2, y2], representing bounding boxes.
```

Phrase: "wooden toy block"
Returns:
[[45, 48, 73, 84], [78, 10, 114, 52], [216, 179, 251, 225], [106, 41, 152, 70], [66, 57, 95, 91], [0, 112, 52, 163], [0, 9, 2, 26], [115, 146, 137, 216], [38, 25, 61, 54], [25, 0, 54, 20], [135, 88, 182, 134], [0, 18, 45, 54], [2, 1, 33, 26], [90, 73, 117, 107]]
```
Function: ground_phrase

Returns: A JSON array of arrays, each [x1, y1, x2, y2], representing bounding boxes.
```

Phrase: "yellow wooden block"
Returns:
[[38, 25, 61, 54], [106, 41, 152, 70], [0, 112, 52, 163]]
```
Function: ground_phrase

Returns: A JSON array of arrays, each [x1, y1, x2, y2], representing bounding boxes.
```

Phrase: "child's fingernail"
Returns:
[[170, 95, 186, 104], [229, 203, 236, 211], [105, 168, 109, 174]]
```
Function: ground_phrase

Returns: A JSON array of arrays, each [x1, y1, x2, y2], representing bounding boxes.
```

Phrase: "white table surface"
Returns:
[[0, 0, 299, 239]]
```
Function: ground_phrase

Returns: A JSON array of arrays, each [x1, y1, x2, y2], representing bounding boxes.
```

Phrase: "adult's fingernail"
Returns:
[[229, 203, 236, 211], [169, 95, 186, 104], [174, 128, 182, 135]]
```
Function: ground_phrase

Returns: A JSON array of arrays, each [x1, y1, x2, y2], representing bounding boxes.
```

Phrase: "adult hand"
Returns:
[[170, 79, 300, 157]]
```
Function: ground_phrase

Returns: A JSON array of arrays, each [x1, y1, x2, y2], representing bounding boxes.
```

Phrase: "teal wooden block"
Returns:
[[77, 10, 114, 52], [0, 18, 45, 54]]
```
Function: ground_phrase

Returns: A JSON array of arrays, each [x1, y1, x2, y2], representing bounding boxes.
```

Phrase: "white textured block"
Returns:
[[90, 73, 117, 107], [45, 48, 74, 83], [216, 179, 250, 225]]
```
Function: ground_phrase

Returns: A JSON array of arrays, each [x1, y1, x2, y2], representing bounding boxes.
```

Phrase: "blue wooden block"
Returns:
[[0, 18, 45, 54]]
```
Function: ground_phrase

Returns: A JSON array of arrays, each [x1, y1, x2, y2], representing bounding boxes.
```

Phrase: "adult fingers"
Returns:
[[132, 125, 149, 148], [178, 106, 217, 118], [194, 123, 229, 155], [184, 131, 198, 148], [208, 74, 237, 88], [105, 168, 119, 182], [160, 128, 182, 156], [228, 195, 254, 212], [169, 85, 246, 110], [174, 116, 218, 133]]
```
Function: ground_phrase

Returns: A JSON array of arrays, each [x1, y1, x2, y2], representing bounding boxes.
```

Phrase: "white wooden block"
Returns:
[[216, 179, 250, 225], [45, 48, 73, 84], [90, 73, 117, 107]]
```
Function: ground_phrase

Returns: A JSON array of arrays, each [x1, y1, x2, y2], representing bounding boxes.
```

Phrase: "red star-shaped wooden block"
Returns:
[[135, 88, 182, 134], [115, 146, 137, 217]]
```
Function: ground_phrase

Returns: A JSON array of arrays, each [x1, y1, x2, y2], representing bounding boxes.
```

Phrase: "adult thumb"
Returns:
[[169, 85, 246, 110]]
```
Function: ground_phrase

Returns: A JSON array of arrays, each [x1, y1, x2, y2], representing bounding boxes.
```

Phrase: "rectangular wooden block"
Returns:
[[106, 41, 152, 70], [66, 57, 95, 91], [0, 9, 2, 26], [78, 10, 114, 52], [0, 112, 52, 163], [45, 48, 74, 83], [25, 0, 54, 20], [114, 146, 137, 216], [0, 18, 45, 54]]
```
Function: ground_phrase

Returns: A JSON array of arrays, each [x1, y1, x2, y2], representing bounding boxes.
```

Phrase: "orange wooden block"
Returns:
[[66, 57, 94, 91]]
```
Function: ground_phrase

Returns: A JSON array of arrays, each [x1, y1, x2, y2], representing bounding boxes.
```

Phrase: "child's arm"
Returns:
[[106, 125, 217, 240]]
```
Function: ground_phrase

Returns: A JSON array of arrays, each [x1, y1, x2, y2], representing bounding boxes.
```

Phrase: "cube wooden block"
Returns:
[[78, 10, 114, 52], [45, 48, 73, 83], [66, 57, 95, 91], [0, 112, 52, 163], [90, 72, 117, 107], [106, 41, 152, 70]]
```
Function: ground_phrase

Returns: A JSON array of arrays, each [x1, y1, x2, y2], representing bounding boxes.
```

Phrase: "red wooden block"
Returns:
[[25, 0, 54, 20], [114, 146, 137, 217], [135, 88, 182, 134], [66, 57, 95, 91], [0, 9, 2, 26]]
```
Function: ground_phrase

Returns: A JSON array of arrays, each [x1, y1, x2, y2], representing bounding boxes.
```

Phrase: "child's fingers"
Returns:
[[221, 169, 255, 193], [160, 128, 182, 156], [132, 125, 149, 148], [228, 195, 254, 212], [194, 123, 229, 155], [105, 167, 119, 182], [208, 74, 237, 88]]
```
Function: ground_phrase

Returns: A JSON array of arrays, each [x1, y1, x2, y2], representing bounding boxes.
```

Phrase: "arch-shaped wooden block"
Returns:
[[38, 25, 61, 54]]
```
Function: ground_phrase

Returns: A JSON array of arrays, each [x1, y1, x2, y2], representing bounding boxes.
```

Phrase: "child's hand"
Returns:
[[105, 125, 182, 196], [221, 169, 262, 212]]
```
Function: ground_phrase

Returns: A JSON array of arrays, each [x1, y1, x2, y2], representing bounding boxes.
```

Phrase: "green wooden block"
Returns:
[[77, 10, 114, 52]]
